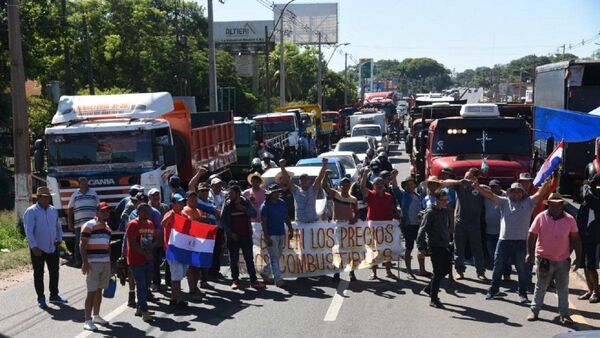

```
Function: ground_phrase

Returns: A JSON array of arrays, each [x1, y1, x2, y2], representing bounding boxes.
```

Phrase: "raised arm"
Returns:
[[322, 172, 335, 197], [477, 183, 500, 205], [279, 159, 293, 191], [530, 178, 551, 206], [441, 179, 463, 187], [314, 157, 329, 191], [359, 169, 371, 200], [188, 167, 208, 193]]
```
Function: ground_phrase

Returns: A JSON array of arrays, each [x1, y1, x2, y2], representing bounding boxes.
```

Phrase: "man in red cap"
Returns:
[[80, 202, 112, 331]]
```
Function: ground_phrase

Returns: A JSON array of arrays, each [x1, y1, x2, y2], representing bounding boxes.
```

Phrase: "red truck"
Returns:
[[424, 103, 532, 185]]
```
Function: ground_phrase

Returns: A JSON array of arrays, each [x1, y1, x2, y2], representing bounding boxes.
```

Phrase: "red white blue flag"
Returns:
[[166, 213, 218, 268], [533, 141, 564, 187]]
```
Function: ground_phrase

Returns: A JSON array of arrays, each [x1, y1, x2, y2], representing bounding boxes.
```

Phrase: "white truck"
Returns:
[[349, 112, 388, 150]]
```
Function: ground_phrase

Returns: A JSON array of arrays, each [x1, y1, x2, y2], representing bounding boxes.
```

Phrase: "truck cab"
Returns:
[[230, 117, 258, 178], [425, 104, 532, 186], [253, 112, 300, 161]]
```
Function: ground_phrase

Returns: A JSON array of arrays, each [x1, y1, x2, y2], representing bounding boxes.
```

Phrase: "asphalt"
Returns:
[[1, 142, 600, 338]]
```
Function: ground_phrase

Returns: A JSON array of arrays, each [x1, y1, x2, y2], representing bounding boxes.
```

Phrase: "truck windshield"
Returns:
[[47, 130, 157, 169], [322, 114, 337, 123], [352, 127, 381, 137], [431, 127, 531, 156], [234, 124, 252, 145], [338, 142, 369, 153], [256, 119, 295, 133]]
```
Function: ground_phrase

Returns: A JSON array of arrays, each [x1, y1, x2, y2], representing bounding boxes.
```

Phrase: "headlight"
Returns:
[[377, 142, 382, 146]]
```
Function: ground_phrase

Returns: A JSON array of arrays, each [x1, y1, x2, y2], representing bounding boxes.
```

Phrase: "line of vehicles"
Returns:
[[33, 59, 600, 228]]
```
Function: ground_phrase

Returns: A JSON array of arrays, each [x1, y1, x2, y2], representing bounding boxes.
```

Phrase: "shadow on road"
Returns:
[[442, 302, 523, 327]]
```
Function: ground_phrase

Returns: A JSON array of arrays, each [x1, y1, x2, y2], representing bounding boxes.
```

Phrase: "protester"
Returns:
[[181, 191, 206, 300], [323, 175, 359, 282], [478, 179, 551, 303], [393, 175, 427, 278], [208, 177, 227, 279], [80, 202, 112, 331], [148, 188, 169, 291], [221, 185, 266, 290], [243, 172, 267, 223], [422, 176, 443, 209], [24, 187, 67, 309], [417, 190, 452, 309], [576, 174, 600, 303], [360, 169, 401, 279], [442, 168, 487, 281], [125, 203, 157, 322], [526, 192, 582, 324], [161, 194, 189, 309], [67, 177, 99, 267], [279, 158, 328, 224], [376, 152, 393, 172], [363, 148, 376, 167], [120, 186, 144, 232], [115, 184, 144, 230], [481, 180, 509, 277], [168, 175, 186, 199]]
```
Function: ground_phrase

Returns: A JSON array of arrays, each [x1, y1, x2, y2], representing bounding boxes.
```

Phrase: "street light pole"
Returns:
[[279, 9, 285, 106], [207, 0, 218, 111], [317, 32, 322, 108], [7, 0, 31, 220], [344, 52, 348, 105]]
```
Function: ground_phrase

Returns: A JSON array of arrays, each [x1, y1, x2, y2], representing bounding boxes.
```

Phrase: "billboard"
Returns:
[[214, 20, 274, 44], [273, 3, 338, 45]]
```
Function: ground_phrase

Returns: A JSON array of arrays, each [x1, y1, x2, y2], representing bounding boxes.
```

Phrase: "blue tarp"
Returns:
[[534, 106, 600, 142]]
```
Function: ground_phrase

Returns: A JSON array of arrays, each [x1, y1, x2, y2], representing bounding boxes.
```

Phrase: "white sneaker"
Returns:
[[83, 320, 98, 331], [93, 315, 108, 325]]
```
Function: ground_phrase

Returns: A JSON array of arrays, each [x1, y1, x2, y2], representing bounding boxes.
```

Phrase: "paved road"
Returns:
[[1, 142, 599, 338]]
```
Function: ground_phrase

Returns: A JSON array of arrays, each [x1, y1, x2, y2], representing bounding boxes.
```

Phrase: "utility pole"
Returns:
[[561, 44, 566, 56], [279, 9, 285, 106], [207, 0, 218, 111], [82, 15, 95, 95], [344, 52, 348, 105], [61, 0, 73, 95], [7, 0, 31, 220], [264, 25, 271, 112], [317, 32, 322, 108]]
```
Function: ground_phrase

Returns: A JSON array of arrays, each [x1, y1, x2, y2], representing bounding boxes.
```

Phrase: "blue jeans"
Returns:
[[130, 263, 153, 311], [266, 236, 285, 282], [489, 240, 528, 296], [486, 234, 511, 275]]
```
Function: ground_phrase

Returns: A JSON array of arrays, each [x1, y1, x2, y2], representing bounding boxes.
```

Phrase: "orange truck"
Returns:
[[39, 92, 235, 223]]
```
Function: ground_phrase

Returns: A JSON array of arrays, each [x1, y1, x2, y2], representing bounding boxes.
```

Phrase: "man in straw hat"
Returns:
[[526, 192, 582, 324], [477, 178, 551, 303], [243, 172, 266, 223], [24, 187, 67, 309], [441, 168, 488, 281]]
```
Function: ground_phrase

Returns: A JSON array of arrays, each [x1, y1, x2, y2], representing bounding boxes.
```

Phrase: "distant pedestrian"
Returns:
[[125, 203, 157, 322], [221, 184, 266, 290], [526, 193, 582, 325], [417, 190, 452, 309], [261, 184, 294, 287], [80, 202, 112, 331], [576, 174, 600, 303], [24, 186, 67, 309], [67, 177, 99, 267], [161, 194, 189, 309]]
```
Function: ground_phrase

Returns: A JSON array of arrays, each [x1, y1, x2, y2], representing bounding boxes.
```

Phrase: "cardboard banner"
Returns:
[[246, 220, 404, 279]]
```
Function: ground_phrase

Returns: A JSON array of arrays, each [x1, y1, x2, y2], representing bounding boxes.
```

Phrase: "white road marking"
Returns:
[[324, 279, 350, 322], [74, 302, 129, 338]]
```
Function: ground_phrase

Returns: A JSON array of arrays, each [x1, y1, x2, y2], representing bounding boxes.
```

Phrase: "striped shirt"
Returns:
[[81, 218, 111, 263], [67, 189, 99, 228]]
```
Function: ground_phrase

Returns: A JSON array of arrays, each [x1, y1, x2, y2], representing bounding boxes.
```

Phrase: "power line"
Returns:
[[561, 31, 600, 52]]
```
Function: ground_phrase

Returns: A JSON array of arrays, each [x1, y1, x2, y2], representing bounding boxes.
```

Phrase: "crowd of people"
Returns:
[[21, 160, 600, 331]]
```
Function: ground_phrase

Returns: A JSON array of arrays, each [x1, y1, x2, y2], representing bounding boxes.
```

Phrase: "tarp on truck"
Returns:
[[534, 106, 600, 142]]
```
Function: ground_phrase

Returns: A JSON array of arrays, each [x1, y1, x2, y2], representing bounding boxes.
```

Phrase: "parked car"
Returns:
[[318, 151, 362, 182], [296, 158, 347, 187], [334, 136, 375, 162]]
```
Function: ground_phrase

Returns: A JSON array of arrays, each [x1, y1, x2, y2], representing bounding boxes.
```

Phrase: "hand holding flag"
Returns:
[[533, 141, 564, 187]]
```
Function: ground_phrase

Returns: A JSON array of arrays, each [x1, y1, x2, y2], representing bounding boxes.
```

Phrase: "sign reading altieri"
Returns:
[[214, 20, 274, 44]]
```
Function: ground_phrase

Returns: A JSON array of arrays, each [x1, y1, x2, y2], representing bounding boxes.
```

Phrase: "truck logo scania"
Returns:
[[88, 178, 116, 186]]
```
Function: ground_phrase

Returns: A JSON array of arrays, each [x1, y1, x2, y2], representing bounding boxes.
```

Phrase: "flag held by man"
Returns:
[[166, 213, 218, 268], [533, 141, 564, 187]]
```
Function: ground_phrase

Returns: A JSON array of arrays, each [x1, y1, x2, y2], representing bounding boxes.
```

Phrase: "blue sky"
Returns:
[[198, 0, 600, 72]]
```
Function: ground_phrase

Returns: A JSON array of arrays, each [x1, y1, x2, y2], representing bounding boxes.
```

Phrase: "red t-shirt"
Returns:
[[366, 190, 395, 221], [126, 218, 156, 266]]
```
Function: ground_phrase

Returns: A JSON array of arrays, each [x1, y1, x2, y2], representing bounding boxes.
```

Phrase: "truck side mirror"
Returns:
[[162, 145, 177, 167], [34, 139, 45, 173]]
